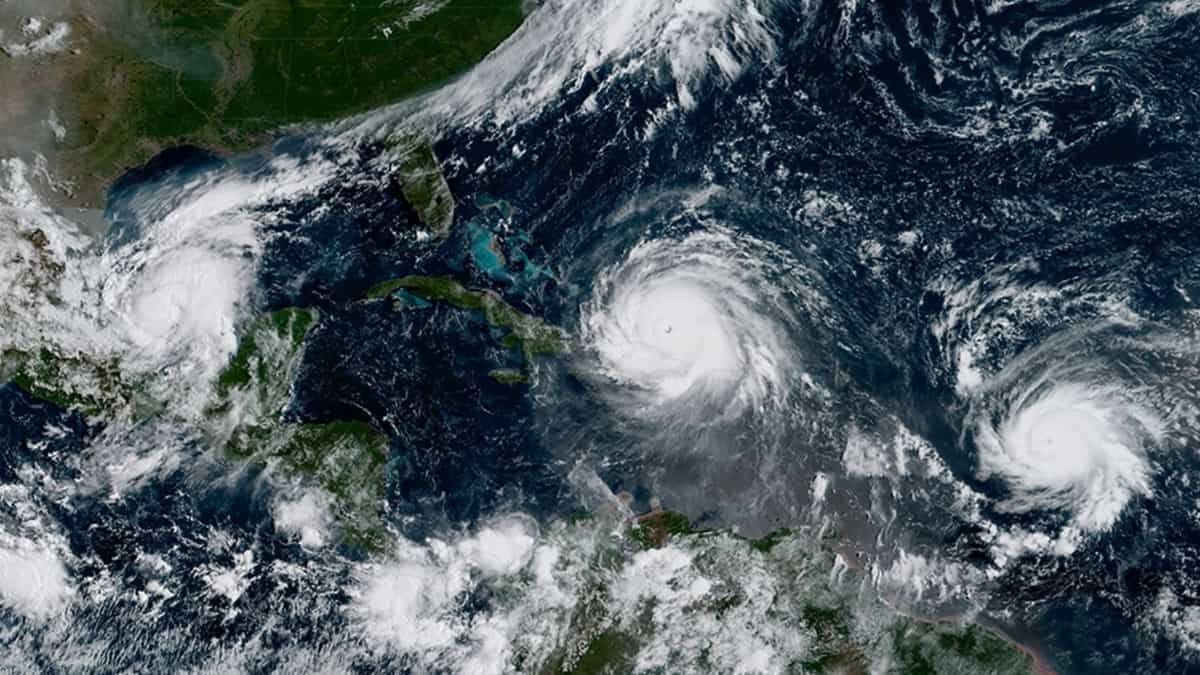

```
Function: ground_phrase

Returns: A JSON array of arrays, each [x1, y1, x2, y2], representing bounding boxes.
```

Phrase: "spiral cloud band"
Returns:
[[580, 227, 802, 421], [971, 341, 1167, 536]]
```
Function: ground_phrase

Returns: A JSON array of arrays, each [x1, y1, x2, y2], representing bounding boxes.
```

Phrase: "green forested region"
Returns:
[[62, 0, 524, 204]]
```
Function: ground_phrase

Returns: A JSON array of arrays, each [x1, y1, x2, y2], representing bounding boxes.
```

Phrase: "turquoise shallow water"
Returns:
[[4, 0, 1200, 671]]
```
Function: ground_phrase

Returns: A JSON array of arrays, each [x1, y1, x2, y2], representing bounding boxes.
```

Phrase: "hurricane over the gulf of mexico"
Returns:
[[7, 0, 1200, 672]]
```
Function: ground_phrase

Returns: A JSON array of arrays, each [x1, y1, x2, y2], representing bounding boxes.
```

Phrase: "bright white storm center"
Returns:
[[581, 226, 806, 420]]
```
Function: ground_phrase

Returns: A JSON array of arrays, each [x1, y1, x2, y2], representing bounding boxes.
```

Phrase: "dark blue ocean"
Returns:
[[4, 0, 1200, 672]]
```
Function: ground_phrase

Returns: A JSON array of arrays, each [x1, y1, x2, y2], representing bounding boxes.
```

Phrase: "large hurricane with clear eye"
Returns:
[[580, 226, 811, 422]]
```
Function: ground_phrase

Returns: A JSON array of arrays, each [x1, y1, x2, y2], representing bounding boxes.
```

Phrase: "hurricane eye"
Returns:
[[580, 228, 803, 421], [974, 378, 1159, 537]]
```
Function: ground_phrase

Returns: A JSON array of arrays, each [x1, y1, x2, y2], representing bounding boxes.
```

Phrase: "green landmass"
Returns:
[[0, 230, 145, 416], [749, 527, 795, 553], [890, 620, 1034, 675], [209, 307, 391, 550], [0, 306, 392, 548], [388, 134, 457, 236], [541, 513, 1035, 675], [365, 275, 569, 358], [225, 418, 390, 550], [629, 510, 693, 548], [629, 510, 802, 555], [797, 602, 864, 674], [55, 0, 525, 206], [214, 306, 316, 401], [1, 347, 138, 417], [545, 627, 640, 675], [489, 368, 530, 385]]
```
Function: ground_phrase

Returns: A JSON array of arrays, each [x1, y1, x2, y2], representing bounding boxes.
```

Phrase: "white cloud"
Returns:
[[458, 518, 537, 577], [274, 491, 333, 549], [0, 538, 73, 620], [3, 21, 70, 57]]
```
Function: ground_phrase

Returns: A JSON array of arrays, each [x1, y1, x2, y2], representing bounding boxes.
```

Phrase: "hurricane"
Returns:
[[6, 0, 1200, 672], [581, 227, 795, 420], [961, 323, 1193, 564], [535, 193, 852, 534], [975, 377, 1160, 533]]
